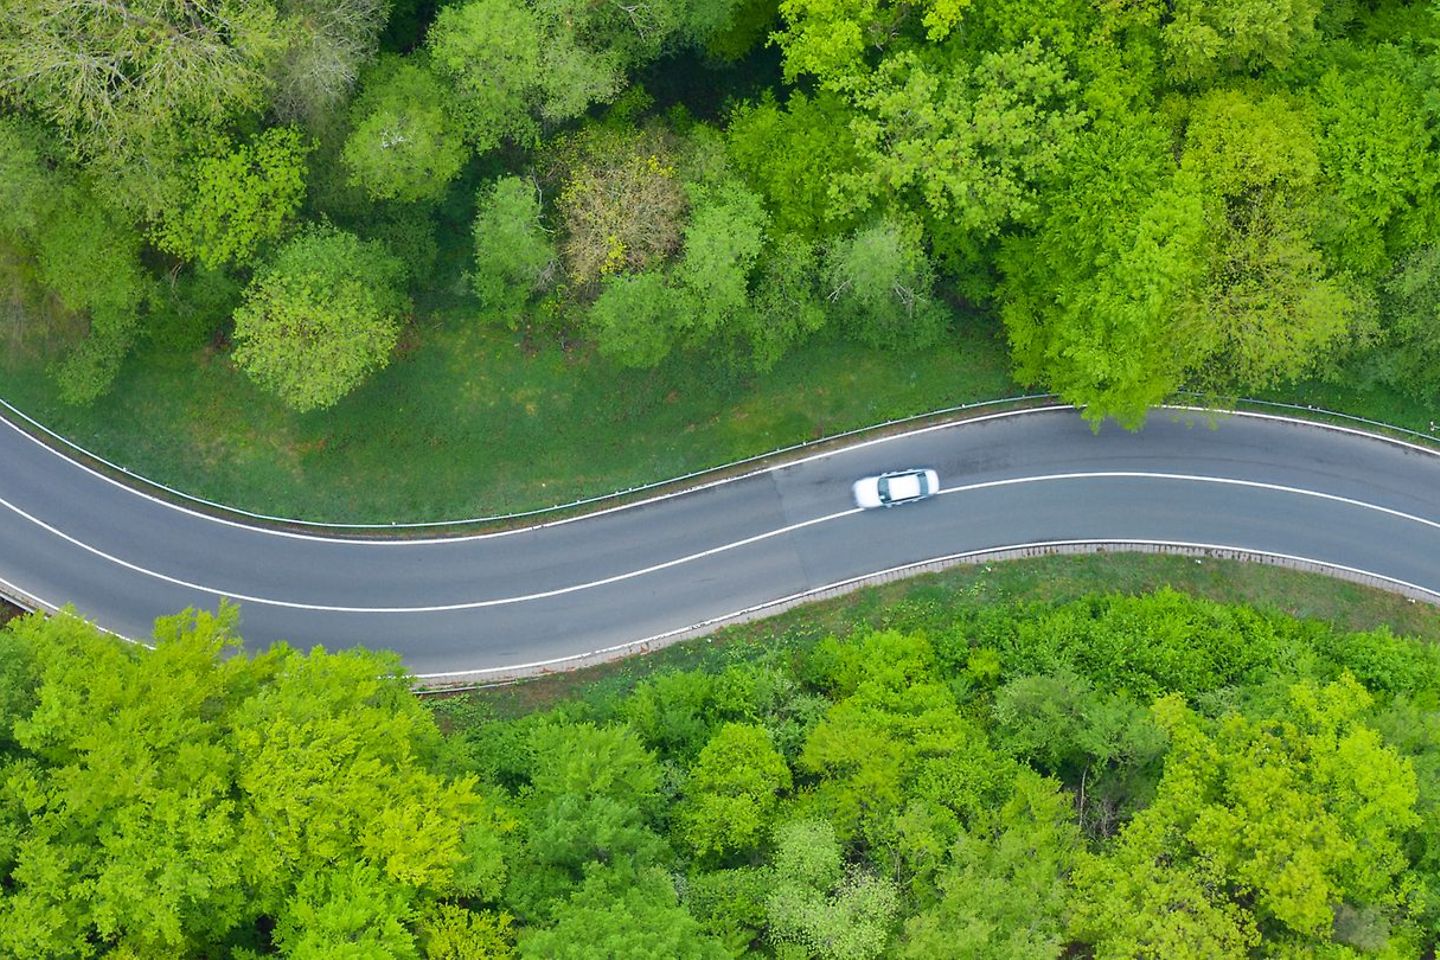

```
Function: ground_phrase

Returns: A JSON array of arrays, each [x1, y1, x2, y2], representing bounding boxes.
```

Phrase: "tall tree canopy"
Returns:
[[232, 225, 410, 410]]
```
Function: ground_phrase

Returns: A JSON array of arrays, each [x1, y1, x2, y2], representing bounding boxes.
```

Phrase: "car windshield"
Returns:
[[882, 473, 923, 502]]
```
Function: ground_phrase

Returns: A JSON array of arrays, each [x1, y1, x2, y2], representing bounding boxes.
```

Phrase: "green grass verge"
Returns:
[[4, 279, 1435, 525], [1249, 378, 1438, 437], [459, 553, 1440, 718], [1, 309, 1016, 523]]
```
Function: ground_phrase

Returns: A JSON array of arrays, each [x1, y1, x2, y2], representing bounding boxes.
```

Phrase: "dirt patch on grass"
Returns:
[[0, 599, 24, 627]]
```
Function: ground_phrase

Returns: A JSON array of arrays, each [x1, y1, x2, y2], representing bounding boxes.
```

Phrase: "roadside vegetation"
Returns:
[[3, 556, 1440, 958], [2, 0, 1439, 519]]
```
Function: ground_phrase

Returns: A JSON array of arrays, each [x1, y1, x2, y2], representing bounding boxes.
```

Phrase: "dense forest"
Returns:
[[1, 0, 1438, 424], [3, 590, 1440, 957]]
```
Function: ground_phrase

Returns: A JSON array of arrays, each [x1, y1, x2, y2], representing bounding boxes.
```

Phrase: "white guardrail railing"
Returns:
[[1, 392, 1436, 532]]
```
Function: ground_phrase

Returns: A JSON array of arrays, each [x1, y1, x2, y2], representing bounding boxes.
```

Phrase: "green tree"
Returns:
[[726, 91, 862, 238], [342, 56, 470, 203], [587, 271, 680, 367], [843, 41, 1086, 238], [823, 218, 948, 349], [901, 771, 1081, 960], [680, 724, 792, 860], [153, 127, 310, 269], [1379, 245, 1440, 405], [520, 867, 728, 959], [0, 117, 53, 241], [988, 588, 1294, 701], [513, 721, 668, 912], [232, 225, 410, 411], [1180, 88, 1357, 391], [273, 864, 420, 960], [743, 233, 829, 370], [1162, 0, 1322, 85], [0, 0, 284, 213], [429, 0, 691, 130], [774, 0, 972, 90], [1310, 44, 1440, 279], [620, 668, 724, 760], [676, 179, 769, 339], [37, 181, 152, 405], [0, 116, 152, 404], [992, 672, 1164, 836], [685, 866, 772, 955], [230, 649, 497, 911], [0, 610, 252, 959], [0, 607, 490, 959], [998, 113, 1207, 425], [800, 631, 977, 841], [427, 0, 544, 152], [765, 819, 900, 960], [471, 176, 556, 322], [418, 905, 516, 960], [1070, 676, 1422, 955]]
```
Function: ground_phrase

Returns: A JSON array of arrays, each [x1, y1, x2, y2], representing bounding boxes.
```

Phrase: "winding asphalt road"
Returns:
[[2, 405, 1439, 680]]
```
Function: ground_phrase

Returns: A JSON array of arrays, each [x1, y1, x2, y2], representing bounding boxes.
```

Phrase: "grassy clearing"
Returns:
[[0, 307, 1016, 523], [462, 552, 1440, 717]]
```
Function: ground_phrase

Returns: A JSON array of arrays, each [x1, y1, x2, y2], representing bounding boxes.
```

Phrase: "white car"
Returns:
[[852, 468, 940, 509]]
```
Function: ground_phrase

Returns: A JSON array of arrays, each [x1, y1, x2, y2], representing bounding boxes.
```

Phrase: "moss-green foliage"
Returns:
[[447, 587, 1440, 958], [232, 225, 410, 411], [2, 0, 1438, 445], [342, 56, 470, 203], [153, 127, 311, 270], [0, 116, 151, 405], [471, 176, 556, 323], [6, 589, 1440, 956]]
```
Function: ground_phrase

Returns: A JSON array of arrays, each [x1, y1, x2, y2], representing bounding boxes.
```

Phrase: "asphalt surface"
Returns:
[[2, 406, 1438, 678]]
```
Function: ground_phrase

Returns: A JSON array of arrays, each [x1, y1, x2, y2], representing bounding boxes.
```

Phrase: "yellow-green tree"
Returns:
[[1070, 675, 1423, 956], [232, 225, 410, 411]]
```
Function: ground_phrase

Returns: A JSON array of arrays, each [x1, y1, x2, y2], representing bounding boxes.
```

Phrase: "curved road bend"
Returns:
[[1, 407, 1439, 678]]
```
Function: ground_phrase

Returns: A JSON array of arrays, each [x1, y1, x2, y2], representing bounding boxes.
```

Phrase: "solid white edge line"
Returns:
[[1164, 406, 1440, 458], [0, 492, 861, 612], [414, 539, 1440, 680], [0, 572, 150, 649], [0, 402, 1067, 545], [5, 401, 1433, 547], [3, 471, 1437, 614]]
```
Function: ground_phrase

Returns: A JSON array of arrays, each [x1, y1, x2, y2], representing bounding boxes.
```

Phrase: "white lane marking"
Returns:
[[0, 572, 151, 648], [6, 400, 1433, 547], [0, 403, 1068, 545], [2, 471, 1438, 614], [1164, 406, 1440, 458], [415, 538, 1440, 679], [0, 492, 861, 612], [936, 471, 1440, 532]]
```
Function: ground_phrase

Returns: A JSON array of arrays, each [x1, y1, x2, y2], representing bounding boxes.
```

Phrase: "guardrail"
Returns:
[[415, 538, 1440, 690], [2, 390, 1436, 534], [1173, 393, 1440, 450], [0, 393, 1059, 530]]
